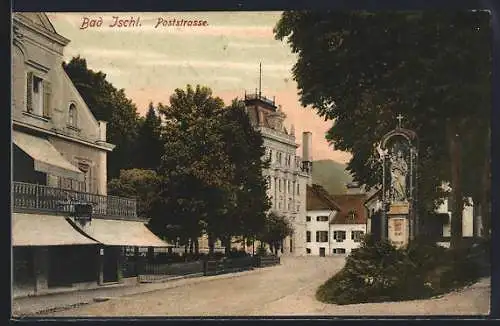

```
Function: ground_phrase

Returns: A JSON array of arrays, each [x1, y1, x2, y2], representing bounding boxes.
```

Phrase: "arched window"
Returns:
[[68, 104, 77, 127]]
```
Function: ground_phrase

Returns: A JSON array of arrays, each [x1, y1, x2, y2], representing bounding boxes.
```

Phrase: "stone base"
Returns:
[[387, 215, 409, 248]]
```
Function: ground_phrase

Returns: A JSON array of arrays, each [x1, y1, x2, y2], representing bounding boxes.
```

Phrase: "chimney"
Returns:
[[302, 131, 312, 162], [98, 121, 107, 142], [302, 131, 313, 177]]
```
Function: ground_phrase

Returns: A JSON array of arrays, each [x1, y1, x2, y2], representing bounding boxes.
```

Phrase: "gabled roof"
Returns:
[[14, 13, 70, 46], [23, 13, 57, 33], [306, 184, 342, 211], [330, 194, 368, 225]]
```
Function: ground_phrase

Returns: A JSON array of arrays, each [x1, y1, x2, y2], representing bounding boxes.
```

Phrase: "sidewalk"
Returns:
[[12, 267, 270, 317]]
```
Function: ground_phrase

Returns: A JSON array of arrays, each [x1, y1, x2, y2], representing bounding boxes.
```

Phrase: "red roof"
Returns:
[[330, 194, 368, 225], [306, 184, 342, 211]]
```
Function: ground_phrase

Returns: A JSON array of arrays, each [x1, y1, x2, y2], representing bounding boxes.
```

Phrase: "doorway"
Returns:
[[319, 247, 326, 257], [102, 246, 120, 283]]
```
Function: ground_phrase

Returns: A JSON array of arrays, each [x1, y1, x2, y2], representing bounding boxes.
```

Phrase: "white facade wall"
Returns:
[[305, 209, 334, 256], [436, 198, 474, 237], [260, 127, 311, 256], [12, 13, 113, 194], [329, 224, 367, 255]]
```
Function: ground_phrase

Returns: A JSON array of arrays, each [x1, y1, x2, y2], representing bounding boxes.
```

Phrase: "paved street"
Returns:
[[40, 256, 490, 317]]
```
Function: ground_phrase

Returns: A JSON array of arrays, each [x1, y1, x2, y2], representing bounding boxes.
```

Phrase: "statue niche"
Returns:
[[389, 149, 408, 202]]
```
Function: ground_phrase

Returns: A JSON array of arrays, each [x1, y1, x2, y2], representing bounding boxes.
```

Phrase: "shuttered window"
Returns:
[[26, 72, 33, 112], [42, 80, 52, 117]]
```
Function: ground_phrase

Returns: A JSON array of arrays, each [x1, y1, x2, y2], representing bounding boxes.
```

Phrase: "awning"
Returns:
[[12, 213, 98, 246], [12, 130, 84, 182], [74, 218, 172, 247]]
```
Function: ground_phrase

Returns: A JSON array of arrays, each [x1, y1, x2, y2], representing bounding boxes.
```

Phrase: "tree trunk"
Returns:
[[208, 233, 215, 257], [189, 238, 194, 254], [448, 121, 464, 249], [223, 236, 231, 256], [194, 238, 200, 255], [480, 130, 491, 238]]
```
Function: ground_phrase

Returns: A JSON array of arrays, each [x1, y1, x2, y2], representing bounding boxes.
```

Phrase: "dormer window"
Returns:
[[68, 104, 77, 128]]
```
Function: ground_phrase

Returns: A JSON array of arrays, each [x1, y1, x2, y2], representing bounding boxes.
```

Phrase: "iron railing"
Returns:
[[244, 93, 276, 107], [12, 181, 137, 219]]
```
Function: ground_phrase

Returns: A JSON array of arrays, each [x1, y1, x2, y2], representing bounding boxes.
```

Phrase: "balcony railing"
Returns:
[[13, 181, 137, 219], [244, 93, 276, 107]]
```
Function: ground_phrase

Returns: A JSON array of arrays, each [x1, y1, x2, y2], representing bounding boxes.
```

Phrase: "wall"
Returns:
[[305, 209, 333, 256], [12, 13, 110, 195], [436, 198, 474, 237], [12, 19, 101, 143], [261, 128, 311, 256], [329, 224, 367, 255]]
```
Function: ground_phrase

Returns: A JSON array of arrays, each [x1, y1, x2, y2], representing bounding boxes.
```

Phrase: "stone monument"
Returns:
[[377, 114, 418, 248]]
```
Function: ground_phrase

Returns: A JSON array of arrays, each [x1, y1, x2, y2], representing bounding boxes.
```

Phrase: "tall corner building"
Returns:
[[244, 92, 313, 256]]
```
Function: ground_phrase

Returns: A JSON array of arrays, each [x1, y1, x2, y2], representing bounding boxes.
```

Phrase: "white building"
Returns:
[[12, 13, 168, 297], [305, 183, 368, 256], [364, 185, 478, 247], [305, 184, 341, 256], [245, 92, 312, 256]]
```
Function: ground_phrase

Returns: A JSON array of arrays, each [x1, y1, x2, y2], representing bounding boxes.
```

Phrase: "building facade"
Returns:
[[305, 184, 341, 256], [244, 93, 312, 256], [305, 183, 367, 256], [11, 13, 168, 297]]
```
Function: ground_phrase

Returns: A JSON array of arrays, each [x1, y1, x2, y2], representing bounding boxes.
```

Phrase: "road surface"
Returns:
[[47, 256, 489, 317]]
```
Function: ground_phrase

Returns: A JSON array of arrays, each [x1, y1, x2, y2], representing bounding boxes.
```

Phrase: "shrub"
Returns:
[[316, 236, 483, 305]]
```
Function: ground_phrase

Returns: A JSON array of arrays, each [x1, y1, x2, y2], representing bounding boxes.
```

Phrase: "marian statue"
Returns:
[[390, 150, 408, 202]]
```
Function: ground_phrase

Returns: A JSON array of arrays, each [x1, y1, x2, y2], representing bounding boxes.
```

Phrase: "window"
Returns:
[[306, 231, 311, 242], [269, 149, 273, 162], [316, 231, 328, 242], [306, 216, 311, 222], [288, 180, 291, 193], [333, 231, 347, 242], [317, 216, 329, 222], [68, 104, 78, 127], [306, 248, 311, 254], [297, 183, 300, 195], [279, 179, 282, 192], [351, 230, 365, 242], [26, 72, 51, 117], [333, 248, 346, 254]]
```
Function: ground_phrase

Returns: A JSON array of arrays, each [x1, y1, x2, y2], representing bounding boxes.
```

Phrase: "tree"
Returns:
[[217, 99, 272, 254], [107, 169, 162, 219], [274, 11, 491, 247], [152, 85, 236, 255], [259, 212, 293, 255], [63, 56, 141, 179], [134, 103, 164, 170]]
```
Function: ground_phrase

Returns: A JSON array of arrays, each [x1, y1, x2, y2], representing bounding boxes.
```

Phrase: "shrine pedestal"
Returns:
[[387, 202, 410, 248]]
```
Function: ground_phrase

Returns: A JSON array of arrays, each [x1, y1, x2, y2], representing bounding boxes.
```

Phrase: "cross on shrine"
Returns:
[[396, 114, 404, 128]]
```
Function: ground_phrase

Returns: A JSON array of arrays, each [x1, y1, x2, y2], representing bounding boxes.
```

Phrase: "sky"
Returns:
[[47, 12, 352, 164]]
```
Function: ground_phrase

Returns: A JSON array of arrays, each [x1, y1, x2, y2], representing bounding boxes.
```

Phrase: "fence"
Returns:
[[138, 261, 204, 283], [13, 181, 137, 219], [137, 255, 280, 283], [203, 256, 254, 276], [253, 255, 281, 268]]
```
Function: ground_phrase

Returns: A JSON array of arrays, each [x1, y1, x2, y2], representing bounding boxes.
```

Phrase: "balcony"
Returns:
[[12, 182, 138, 220], [244, 93, 276, 108]]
